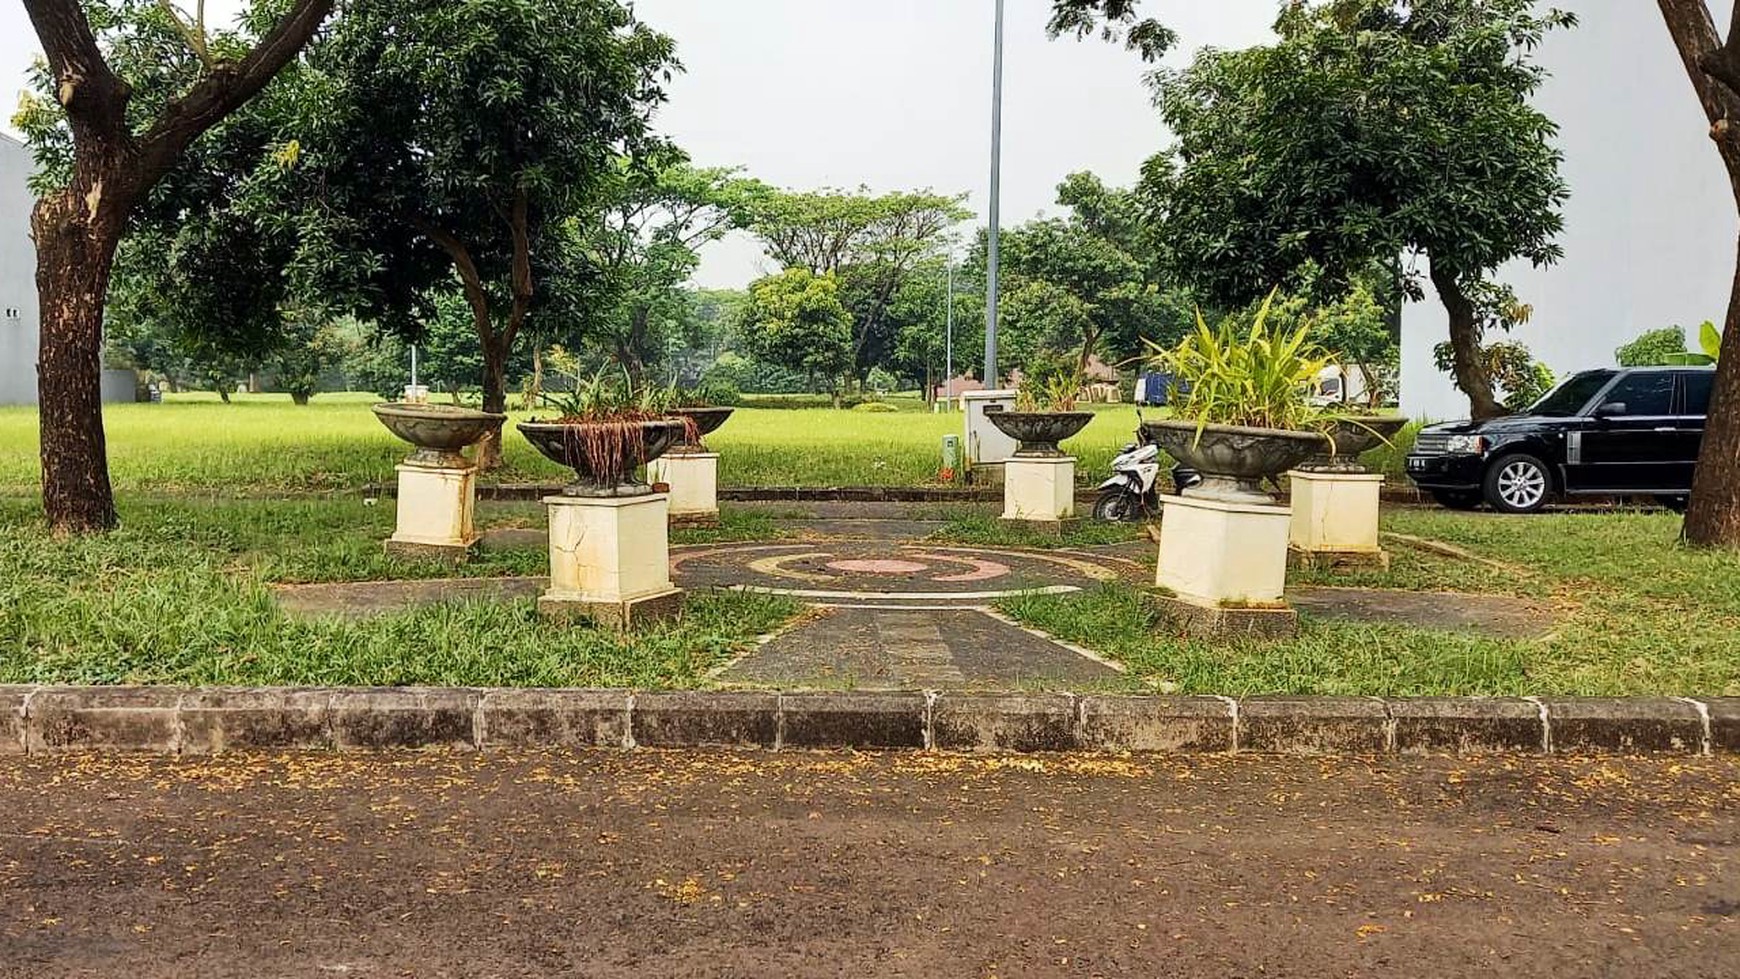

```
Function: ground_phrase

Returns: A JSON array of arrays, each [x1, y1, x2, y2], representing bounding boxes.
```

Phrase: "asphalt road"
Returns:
[[0, 751, 1734, 978]]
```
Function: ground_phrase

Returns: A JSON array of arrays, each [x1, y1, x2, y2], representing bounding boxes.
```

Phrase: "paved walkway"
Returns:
[[272, 509, 1560, 688], [719, 606, 1121, 689], [1, 751, 1733, 977]]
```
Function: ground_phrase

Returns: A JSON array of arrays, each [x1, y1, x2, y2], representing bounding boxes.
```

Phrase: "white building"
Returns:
[[0, 133, 40, 406], [1400, 0, 1737, 421]]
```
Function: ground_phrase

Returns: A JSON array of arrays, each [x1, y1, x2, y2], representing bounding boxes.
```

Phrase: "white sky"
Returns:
[[0, 1, 1280, 287]]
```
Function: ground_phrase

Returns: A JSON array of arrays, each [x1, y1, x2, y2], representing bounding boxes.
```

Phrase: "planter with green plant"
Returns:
[[646, 383, 732, 529], [991, 366, 1095, 530], [517, 373, 687, 498], [987, 371, 1095, 458], [517, 370, 686, 628], [1142, 295, 1329, 505], [664, 380, 739, 453], [1141, 293, 1334, 638]]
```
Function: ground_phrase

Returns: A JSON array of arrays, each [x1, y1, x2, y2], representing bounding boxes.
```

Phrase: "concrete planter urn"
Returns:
[[987, 411, 1094, 458], [671, 406, 735, 452], [518, 418, 687, 497], [1142, 419, 1327, 505], [372, 403, 506, 467], [1300, 416, 1408, 474]]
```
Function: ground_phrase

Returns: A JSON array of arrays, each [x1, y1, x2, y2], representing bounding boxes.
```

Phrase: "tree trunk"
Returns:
[[475, 341, 509, 470], [1429, 264, 1506, 421], [526, 345, 544, 411], [1659, 0, 1740, 547], [33, 189, 120, 533], [1683, 228, 1740, 545]]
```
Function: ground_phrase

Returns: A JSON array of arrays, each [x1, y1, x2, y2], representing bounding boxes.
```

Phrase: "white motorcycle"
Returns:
[[1093, 422, 1165, 523]]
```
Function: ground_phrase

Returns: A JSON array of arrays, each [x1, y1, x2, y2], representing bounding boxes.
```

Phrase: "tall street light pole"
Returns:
[[945, 260, 955, 410], [984, 0, 1005, 389]]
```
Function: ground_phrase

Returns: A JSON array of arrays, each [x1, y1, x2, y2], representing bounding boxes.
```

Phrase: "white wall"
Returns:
[[1401, 0, 1737, 421], [0, 133, 39, 406]]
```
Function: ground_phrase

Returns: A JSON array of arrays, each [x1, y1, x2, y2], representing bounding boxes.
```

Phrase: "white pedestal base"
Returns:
[[1003, 456, 1077, 526], [540, 493, 683, 629], [1287, 470, 1384, 557], [1156, 494, 1291, 606], [648, 451, 720, 528], [386, 463, 478, 562]]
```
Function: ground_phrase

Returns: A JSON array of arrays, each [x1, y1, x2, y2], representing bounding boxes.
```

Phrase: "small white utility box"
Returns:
[[962, 389, 1018, 483]]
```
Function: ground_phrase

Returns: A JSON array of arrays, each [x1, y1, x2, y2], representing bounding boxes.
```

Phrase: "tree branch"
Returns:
[[156, 0, 214, 69], [1661, 0, 1740, 123], [504, 188, 534, 352], [413, 218, 497, 347], [22, 0, 131, 139], [133, 0, 335, 189]]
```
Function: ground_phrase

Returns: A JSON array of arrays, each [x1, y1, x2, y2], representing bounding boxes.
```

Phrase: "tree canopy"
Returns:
[[1146, 0, 1573, 419]]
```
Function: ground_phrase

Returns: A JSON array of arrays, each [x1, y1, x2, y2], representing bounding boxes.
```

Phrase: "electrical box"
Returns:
[[962, 389, 1019, 471], [940, 434, 961, 482]]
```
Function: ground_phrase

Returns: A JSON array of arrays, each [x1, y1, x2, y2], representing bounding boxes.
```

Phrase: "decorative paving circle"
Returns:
[[826, 559, 932, 575], [671, 542, 1141, 608]]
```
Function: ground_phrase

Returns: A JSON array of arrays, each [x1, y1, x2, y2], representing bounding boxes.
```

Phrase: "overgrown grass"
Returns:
[[0, 496, 800, 688], [930, 512, 1150, 549], [1001, 508, 1740, 697], [0, 395, 1149, 493]]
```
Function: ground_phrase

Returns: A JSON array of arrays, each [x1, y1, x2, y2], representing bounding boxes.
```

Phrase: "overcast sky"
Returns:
[[0, 1, 1279, 287]]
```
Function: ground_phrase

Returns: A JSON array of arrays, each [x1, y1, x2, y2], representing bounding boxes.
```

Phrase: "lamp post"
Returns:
[[945, 260, 955, 411], [984, 0, 1005, 389]]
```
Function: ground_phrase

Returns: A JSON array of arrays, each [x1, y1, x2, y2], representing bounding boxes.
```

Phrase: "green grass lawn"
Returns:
[[1002, 508, 1740, 698], [0, 489, 1733, 695], [0, 495, 799, 688], [0, 393, 1148, 493]]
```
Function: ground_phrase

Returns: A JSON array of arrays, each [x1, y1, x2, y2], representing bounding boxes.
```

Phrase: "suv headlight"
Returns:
[[1445, 435, 1487, 455]]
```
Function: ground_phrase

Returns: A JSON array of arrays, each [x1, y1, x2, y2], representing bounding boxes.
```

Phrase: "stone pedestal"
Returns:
[[1154, 494, 1297, 637], [539, 493, 684, 629], [648, 451, 720, 529], [1286, 470, 1388, 570], [385, 463, 478, 563], [1001, 455, 1077, 532]]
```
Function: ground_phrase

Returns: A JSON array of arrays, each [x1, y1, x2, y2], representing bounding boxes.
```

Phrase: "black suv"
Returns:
[[1406, 366, 1715, 514]]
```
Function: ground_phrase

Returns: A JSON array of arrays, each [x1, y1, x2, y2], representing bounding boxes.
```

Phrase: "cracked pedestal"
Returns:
[[1154, 494, 1297, 638], [1286, 470, 1388, 571], [385, 463, 479, 563], [1002, 456, 1077, 533], [648, 451, 720, 529], [539, 493, 684, 629]]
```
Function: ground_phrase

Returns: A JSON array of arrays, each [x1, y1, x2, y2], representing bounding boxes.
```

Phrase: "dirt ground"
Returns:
[[0, 751, 1734, 978]]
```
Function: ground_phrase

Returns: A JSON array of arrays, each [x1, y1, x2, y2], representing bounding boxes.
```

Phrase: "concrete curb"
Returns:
[[1, 686, 1733, 757]]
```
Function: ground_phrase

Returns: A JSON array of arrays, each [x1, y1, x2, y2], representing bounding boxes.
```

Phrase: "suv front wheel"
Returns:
[[1484, 454, 1553, 514]]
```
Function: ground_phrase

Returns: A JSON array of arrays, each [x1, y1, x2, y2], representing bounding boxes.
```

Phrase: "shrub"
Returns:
[[853, 401, 899, 413]]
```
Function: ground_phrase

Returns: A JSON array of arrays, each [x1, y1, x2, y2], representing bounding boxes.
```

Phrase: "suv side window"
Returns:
[[1682, 372, 1715, 417], [1601, 372, 1675, 416]]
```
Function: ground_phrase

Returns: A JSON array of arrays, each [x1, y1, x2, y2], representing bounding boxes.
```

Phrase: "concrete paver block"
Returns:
[[478, 689, 631, 748], [330, 688, 480, 751], [1238, 696, 1388, 754], [632, 691, 780, 748], [1078, 695, 1234, 752], [778, 691, 929, 749], [27, 687, 186, 753], [1542, 698, 1705, 755], [932, 693, 1079, 752], [180, 688, 334, 754], [1389, 697, 1545, 754]]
